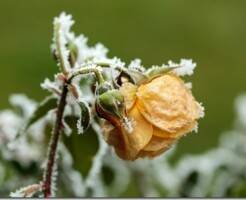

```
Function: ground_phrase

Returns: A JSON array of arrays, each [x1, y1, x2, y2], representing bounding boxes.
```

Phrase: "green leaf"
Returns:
[[24, 96, 57, 130], [146, 66, 178, 80]]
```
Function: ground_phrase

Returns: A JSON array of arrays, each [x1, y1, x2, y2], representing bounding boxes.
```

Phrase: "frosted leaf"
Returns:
[[59, 143, 86, 196], [10, 184, 41, 198], [76, 119, 84, 135], [110, 57, 126, 69], [6, 137, 42, 167], [128, 58, 145, 72], [53, 12, 74, 73], [169, 59, 197, 76], [84, 121, 108, 195], [9, 94, 37, 118], [0, 110, 22, 143], [53, 12, 74, 35], [76, 42, 108, 64], [102, 154, 130, 196], [28, 119, 47, 142], [173, 148, 240, 197], [68, 83, 82, 100], [92, 43, 108, 59], [74, 34, 88, 51], [40, 78, 61, 95], [62, 119, 72, 136], [126, 157, 167, 197], [68, 170, 85, 196]]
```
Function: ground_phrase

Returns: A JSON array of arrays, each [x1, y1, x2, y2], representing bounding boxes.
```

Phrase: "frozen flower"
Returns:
[[99, 72, 204, 160]]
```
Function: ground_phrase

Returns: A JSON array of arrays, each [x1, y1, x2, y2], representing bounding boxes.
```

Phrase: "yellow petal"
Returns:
[[143, 135, 174, 152], [119, 82, 137, 112], [136, 74, 201, 136], [126, 106, 153, 154], [138, 147, 170, 158], [151, 125, 176, 139]]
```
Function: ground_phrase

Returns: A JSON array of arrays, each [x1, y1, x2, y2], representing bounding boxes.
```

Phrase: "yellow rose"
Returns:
[[102, 73, 204, 160]]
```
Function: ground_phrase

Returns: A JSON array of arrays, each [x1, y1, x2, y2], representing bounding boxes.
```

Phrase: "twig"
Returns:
[[42, 83, 68, 197]]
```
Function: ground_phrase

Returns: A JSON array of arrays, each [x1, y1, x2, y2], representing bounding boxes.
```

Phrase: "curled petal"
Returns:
[[119, 82, 137, 112], [136, 74, 201, 135], [143, 135, 174, 152]]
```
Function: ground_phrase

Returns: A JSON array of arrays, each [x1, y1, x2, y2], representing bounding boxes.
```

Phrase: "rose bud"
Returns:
[[98, 72, 204, 161]]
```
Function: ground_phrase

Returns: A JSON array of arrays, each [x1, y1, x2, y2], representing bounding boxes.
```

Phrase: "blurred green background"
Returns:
[[0, 0, 245, 159]]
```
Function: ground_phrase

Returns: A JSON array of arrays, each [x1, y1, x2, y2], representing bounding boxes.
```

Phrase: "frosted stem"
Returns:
[[69, 66, 105, 84], [42, 83, 68, 197]]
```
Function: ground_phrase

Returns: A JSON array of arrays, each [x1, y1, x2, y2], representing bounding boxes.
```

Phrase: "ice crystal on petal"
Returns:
[[122, 116, 134, 134], [198, 102, 205, 119], [185, 82, 193, 89]]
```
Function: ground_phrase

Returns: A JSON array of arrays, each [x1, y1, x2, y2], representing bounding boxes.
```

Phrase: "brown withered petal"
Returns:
[[136, 74, 201, 135], [102, 106, 153, 160]]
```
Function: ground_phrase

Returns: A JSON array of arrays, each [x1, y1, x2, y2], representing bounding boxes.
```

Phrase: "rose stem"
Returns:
[[42, 83, 68, 198]]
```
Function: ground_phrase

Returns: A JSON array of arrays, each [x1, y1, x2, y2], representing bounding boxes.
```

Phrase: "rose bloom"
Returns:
[[102, 73, 204, 160]]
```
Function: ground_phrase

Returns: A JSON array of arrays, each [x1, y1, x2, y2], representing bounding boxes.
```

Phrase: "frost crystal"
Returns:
[[128, 59, 145, 72], [110, 57, 126, 69], [10, 184, 41, 198], [76, 119, 84, 134], [40, 78, 61, 95], [185, 82, 193, 89], [122, 116, 134, 134], [168, 59, 197, 76], [53, 12, 74, 72]]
